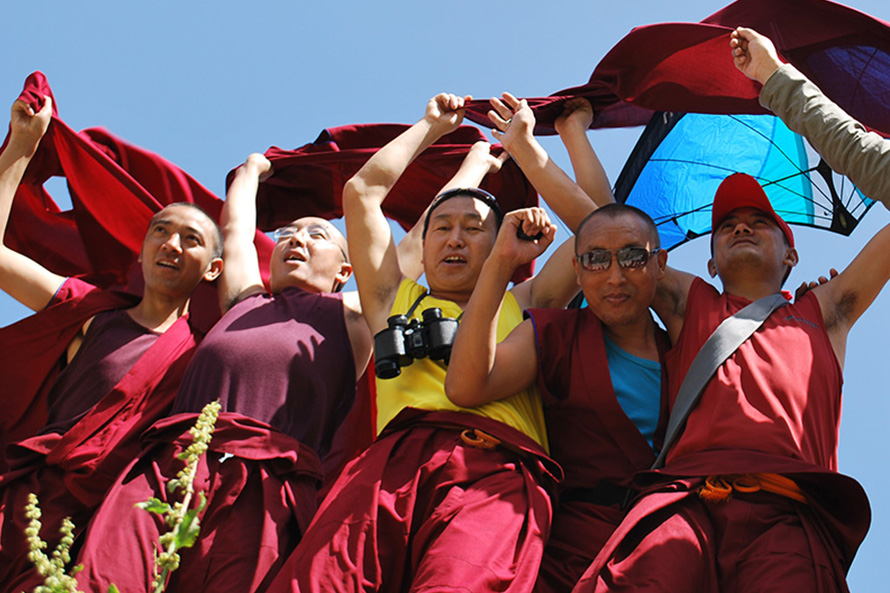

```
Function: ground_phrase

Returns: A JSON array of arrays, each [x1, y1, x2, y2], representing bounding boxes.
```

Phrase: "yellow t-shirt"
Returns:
[[375, 279, 548, 450]]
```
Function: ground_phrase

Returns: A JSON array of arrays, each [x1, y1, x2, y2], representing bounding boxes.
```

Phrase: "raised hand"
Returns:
[[492, 207, 556, 269], [794, 267, 839, 301], [424, 93, 471, 136], [9, 96, 52, 158], [243, 152, 273, 182], [487, 92, 535, 154], [554, 97, 593, 137], [466, 141, 510, 176], [730, 27, 783, 85]]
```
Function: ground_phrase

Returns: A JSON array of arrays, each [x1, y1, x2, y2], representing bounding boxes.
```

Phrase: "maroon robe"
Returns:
[[76, 413, 323, 593], [0, 278, 199, 593], [76, 286, 357, 593], [572, 279, 870, 593], [266, 409, 561, 593], [527, 307, 669, 593]]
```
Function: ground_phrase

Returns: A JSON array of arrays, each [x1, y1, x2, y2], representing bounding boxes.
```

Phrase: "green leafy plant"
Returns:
[[23, 399, 220, 593], [135, 400, 221, 593], [22, 493, 94, 593]]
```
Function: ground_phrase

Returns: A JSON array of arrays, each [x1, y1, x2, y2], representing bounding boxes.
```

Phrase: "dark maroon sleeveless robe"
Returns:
[[76, 286, 356, 593], [527, 307, 669, 593]]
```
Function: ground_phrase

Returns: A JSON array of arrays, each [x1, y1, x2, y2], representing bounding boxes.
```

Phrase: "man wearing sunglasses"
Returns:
[[267, 92, 597, 593], [440, 95, 672, 592], [570, 27, 890, 593]]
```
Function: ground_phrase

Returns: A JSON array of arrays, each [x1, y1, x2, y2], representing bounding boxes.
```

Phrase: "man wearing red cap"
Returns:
[[571, 30, 890, 589]]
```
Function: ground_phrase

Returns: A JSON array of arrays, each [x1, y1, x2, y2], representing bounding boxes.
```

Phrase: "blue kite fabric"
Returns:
[[464, 0, 890, 137], [613, 112, 874, 251]]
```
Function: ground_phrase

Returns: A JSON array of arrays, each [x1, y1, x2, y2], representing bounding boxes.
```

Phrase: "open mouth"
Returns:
[[603, 293, 630, 304], [284, 252, 307, 263], [443, 255, 466, 264], [156, 260, 179, 270]]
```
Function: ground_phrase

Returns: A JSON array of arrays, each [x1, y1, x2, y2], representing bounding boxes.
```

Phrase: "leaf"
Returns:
[[136, 498, 173, 516], [174, 510, 201, 549], [166, 479, 182, 494], [107, 585, 120, 593]]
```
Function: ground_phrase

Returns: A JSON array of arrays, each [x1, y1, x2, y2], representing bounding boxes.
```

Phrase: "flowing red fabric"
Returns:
[[231, 123, 539, 283], [465, 0, 890, 136], [2, 71, 275, 334]]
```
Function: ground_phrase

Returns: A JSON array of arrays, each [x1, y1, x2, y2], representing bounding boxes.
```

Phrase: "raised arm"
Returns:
[[732, 27, 890, 363], [554, 97, 615, 208], [0, 97, 66, 312], [489, 92, 604, 232], [733, 26, 890, 203], [218, 153, 270, 311], [395, 141, 507, 282], [445, 208, 555, 407], [343, 93, 468, 334], [487, 93, 602, 310]]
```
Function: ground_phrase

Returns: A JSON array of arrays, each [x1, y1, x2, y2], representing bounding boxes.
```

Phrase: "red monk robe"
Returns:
[[526, 307, 670, 593], [0, 278, 200, 593], [572, 279, 870, 593], [464, 0, 890, 136], [0, 72, 232, 592]]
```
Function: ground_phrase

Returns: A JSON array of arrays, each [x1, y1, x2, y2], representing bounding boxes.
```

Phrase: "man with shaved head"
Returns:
[[0, 95, 223, 592]]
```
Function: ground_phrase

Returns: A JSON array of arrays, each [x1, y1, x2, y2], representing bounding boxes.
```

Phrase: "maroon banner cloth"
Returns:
[[465, 0, 890, 136], [3, 71, 275, 334], [232, 123, 539, 283]]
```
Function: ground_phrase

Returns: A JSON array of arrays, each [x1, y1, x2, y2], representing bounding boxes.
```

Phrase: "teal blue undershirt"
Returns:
[[603, 333, 662, 450]]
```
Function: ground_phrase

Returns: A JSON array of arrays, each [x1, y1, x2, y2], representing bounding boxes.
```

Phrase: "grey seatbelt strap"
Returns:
[[651, 293, 788, 470]]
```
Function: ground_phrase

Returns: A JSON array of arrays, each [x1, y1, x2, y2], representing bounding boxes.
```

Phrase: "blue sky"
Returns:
[[2, 1, 888, 588]]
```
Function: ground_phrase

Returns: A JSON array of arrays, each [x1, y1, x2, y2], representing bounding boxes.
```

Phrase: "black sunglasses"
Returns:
[[576, 247, 661, 272]]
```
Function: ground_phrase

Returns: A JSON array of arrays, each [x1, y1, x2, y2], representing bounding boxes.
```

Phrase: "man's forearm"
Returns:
[[761, 63, 890, 205]]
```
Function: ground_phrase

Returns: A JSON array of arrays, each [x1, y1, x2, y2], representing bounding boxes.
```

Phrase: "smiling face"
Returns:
[[573, 211, 664, 328], [709, 207, 797, 286], [421, 196, 498, 301], [140, 204, 223, 298], [269, 216, 351, 294]]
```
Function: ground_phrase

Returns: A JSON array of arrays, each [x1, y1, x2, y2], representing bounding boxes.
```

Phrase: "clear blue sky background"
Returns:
[[1, 1, 888, 588]]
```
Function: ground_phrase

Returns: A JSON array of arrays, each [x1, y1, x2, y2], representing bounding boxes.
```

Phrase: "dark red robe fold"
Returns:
[[465, 0, 890, 136], [0, 280, 201, 593], [0, 279, 136, 467], [74, 413, 325, 593]]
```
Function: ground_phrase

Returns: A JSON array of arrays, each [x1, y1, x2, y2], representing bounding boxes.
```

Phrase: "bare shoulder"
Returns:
[[341, 290, 364, 319]]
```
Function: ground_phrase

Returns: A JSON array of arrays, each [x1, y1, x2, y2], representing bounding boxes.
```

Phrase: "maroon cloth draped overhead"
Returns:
[[3, 71, 275, 333], [233, 123, 539, 283], [465, 0, 890, 136]]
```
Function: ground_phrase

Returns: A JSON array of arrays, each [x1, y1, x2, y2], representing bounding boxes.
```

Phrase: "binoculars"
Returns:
[[374, 308, 459, 379]]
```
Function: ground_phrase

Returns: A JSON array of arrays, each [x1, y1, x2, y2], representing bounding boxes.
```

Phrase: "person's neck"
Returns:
[[602, 312, 660, 362], [720, 274, 783, 302], [428, 287, 473, 310], [128, 290, 190, 332]]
